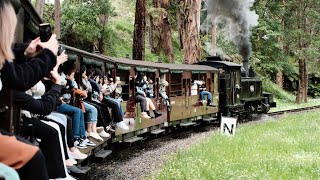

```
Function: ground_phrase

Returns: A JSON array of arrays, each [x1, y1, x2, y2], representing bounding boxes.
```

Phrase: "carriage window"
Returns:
[[170, 73, 182, 97], [116, 69, 130, 101]]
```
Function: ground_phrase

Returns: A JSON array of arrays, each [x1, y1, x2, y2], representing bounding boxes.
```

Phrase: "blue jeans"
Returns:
[[200, 91, 212, 101], [57, 103, 86, 139], [83, 101, 98, 123]]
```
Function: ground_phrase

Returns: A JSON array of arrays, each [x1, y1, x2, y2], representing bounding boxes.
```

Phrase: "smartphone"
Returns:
[[39, 23, 52, 42]]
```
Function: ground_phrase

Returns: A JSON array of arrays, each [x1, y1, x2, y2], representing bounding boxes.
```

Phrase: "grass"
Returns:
[[153, 110, 320, 179], [262, 78, 320, 112], [270, 98, 320, 112]]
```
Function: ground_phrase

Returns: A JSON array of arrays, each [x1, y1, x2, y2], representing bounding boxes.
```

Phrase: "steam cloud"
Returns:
[[206, 0, 259, 61]]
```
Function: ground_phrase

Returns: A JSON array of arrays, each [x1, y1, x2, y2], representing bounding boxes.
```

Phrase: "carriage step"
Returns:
[[94, 150, 112, 159], [76, 166, 91, 174], [151, 129, 165, 135], [180, 122, 197, 127], [203, 117, 217, 122], [124, 136, 143, 143]]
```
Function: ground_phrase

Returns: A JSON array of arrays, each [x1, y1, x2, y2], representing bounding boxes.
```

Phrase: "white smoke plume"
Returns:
[[206, 0, 259, 60]]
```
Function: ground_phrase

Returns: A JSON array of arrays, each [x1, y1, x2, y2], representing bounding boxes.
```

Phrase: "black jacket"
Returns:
[[13, 84, 62, 115], [1, 48, 57, 91]]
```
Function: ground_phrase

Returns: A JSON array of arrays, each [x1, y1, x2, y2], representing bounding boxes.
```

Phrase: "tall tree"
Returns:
[[35, 0, 44, 17], [176, 0, 201, 64], [132, 0, 147, 60], [54, 0, 61, 39], [149, 0, 175, 62]]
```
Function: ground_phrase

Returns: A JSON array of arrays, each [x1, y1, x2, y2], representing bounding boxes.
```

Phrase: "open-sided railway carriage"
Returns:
[[62, 53, 219, 143]]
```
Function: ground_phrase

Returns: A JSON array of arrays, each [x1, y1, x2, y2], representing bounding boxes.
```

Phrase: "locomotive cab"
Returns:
[[198, 57, 244, 117]]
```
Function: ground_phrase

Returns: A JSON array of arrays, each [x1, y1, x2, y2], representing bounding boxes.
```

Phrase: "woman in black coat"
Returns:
[[0, 0, 60, 179]]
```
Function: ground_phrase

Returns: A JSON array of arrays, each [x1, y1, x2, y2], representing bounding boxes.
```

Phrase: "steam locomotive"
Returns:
[[198, 56, 276, 119]]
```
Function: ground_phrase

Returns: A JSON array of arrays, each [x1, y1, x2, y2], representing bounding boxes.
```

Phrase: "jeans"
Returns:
[[135, 94, 147, 112], [83, 101, 98, 123], [200, 91, 212, 101], [103, 97, 124, 123], [57, 103, 85, 139]]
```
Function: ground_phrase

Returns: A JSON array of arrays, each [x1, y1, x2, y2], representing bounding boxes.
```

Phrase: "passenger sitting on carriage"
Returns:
[[145, 78, 154, 98], [194, 78, 215, 107], [82, 68, 129, 131], [136, 73, 162, 118], [159, 76, 171, 112]]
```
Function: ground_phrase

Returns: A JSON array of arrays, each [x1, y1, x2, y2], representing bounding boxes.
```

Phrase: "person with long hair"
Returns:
[[0, 0, 59, 179]]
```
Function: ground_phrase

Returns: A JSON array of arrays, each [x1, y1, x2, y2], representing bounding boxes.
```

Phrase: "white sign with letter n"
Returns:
[[220, 116, 237, 136]]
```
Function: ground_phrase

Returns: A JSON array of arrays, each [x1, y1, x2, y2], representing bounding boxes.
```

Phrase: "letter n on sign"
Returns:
[[220, 116, 237, 136]]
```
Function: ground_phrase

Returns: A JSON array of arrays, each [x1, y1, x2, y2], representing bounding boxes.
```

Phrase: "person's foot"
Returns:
[[81, 138, 96, 146], [116, 121, 130, 131], [141, 112, 151, 119], [88, 132, 103, 142], [98, 130, 110, 138], [65, 159, 74, 167], [154, 111, 163, 118], [69, 148, 88, 160], [74, 138, 87, 149]]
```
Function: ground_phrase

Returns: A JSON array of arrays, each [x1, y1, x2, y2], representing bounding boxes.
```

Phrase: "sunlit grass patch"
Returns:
[[154, 111, 320, 179]]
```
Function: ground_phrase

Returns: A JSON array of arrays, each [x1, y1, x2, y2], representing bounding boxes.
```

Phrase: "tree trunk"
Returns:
[[132, 0, 146, 61], [276, 70, 283, 88], [296, 58, 307, 104], [149, 0, 175, 62], [54, 0, 61, 39], [35, 0, 44, 18], [179, 0, 201, 64], [149, 15, 155, 53], [303, 60, 308, 103], [160, 12, 175, 62]]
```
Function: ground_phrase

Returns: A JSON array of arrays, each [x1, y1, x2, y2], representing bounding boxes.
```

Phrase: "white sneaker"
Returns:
[[96, 126, 104, 132], [89, 132, 103, 142], [141, 112, 151, 119], [69, 148, 87, 160], [98, 130, 110, 138], [116, 121, 129, 131]]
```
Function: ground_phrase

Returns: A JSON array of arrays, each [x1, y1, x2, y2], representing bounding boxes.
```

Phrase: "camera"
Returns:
[[39, 23, 52, 42]]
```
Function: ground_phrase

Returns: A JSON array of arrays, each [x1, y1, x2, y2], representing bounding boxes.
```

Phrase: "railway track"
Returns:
[[268, 105, 320, 116]]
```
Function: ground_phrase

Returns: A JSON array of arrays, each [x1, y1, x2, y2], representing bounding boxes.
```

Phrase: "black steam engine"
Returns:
[[198, 56, 276, 118]]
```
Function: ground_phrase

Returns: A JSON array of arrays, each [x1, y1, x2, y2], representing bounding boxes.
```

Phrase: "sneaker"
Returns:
[[141, 112, 151, 119], [69, 148, 87, 160], [98, 130, 110, 138], [81, 138, 96, 146], [116, 121, 129, 131], [106, 125, 115, 132], [65, 159, 74, 167], [69, 158, 77, 165], [74, 138, 87, 149], [96, 126, 104, 132], [88, 132, 103, 142]]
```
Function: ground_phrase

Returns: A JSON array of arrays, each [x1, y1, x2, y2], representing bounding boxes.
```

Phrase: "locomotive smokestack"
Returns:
[[243, 58, 249, 77]]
